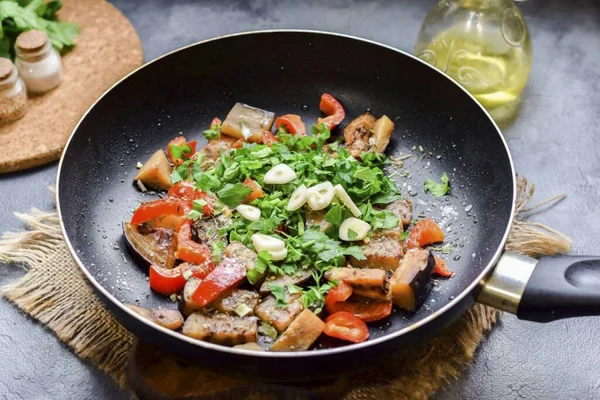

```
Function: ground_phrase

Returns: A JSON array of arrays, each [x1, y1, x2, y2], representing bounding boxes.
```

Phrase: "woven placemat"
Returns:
[[0, 0, 143, 174], [0, 177, 571, 399]]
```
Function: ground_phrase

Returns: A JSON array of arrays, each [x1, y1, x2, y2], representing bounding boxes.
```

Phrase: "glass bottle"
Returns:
[[0, 58, 28, 124], [15, 30, 63, 94], [414, 0, 532, 119]]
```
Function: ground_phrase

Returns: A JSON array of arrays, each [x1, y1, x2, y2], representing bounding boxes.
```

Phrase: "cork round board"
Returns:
[[0, 0, 143, 174]]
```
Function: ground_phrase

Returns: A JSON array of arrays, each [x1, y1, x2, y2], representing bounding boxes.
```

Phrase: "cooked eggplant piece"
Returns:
[[223, 242, 266, 284], [370, 115, 394, 153], [304, 209, 331, 233], [212, 289, 260, 317], [134, 149, 173, 190], [344, 113, 376, 158], [199, 135, 238, 170], [193, 216, 228, 248], [179, 277, 202, 317], [127, 305, 184, 330], [122, 222, 176, 269], [270, 309, 325, 352], [390, 248, 435, 312], [182, 312, 258, 346], [221, 103, 275, 143], [349, 236, 405, 271], [259, 268, 315, 296], [376, 199, 413, 227], [233, 342, 264, 351], [255, 293, 303, 333], [325, 267, 391, 301]]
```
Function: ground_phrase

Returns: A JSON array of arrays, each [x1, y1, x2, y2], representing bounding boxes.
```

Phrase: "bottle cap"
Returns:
[[0, 58, 15, 81], [16, 30, 49, 54]]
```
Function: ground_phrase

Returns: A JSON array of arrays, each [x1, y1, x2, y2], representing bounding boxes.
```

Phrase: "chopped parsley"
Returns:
[[424, 172, 450, 198], [203, 123, 221, 140], [169, 143, 193, 160]]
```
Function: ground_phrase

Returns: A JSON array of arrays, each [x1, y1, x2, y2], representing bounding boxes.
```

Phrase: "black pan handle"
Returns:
[[477, 252, 600, 322]]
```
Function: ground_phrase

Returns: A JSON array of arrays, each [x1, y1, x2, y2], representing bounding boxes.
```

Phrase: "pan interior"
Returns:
[[59, 31, 513, 345]]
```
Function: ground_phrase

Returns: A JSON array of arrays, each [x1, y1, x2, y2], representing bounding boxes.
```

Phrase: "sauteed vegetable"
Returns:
[[124, 94, 454, 350]]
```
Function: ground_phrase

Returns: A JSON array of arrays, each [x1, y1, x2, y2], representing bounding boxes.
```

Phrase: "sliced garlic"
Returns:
[[236, 204, 261, 221], [269, 247, 288, 261], [333, 184, 362, 217], [339, 217, 370, 241], [306, 181, 334, 211], [251, 233, 285, 253], [287, 184, 308, 211], [264, 164, 297, 184]]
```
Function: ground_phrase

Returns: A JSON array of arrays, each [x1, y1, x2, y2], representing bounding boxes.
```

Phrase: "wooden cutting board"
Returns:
[[0, 0, 143, 174]]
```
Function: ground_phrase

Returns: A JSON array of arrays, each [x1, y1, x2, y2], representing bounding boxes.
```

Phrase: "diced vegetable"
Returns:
[[167, 136, 197, 167], [349, 236, 405, 270], [269, 247, 288, 261], [243, 177, 265, 202], [168, 181, 214, 216], [407, 218, 445, 249], [324, 281, 353, 309], [275, 114, 306, 135], [433, 256, 455, 278], [317, 93, 345, 130], [323, 311, 369, 343], [122, 223, 177, 269], [304, 209, 332, 232], [176, 221, 214, 267], [134, 149, 173, 190], [390, 248, 435, 311], [287, 184, 308, 211], [306, 181, 334, 211], [370, 115, 394, 153], [236, 204, 261, 221], [325, 267, 391, 302], [221, 103, 275, 142], [223, 242, 258, 272], [264, 164, 297, 184], [179, 277, 202, 316], [127, 305, 184, 331], [262, 131, 279, 145], [270, 309, 325, 351], [343, 113, 376, 157], [251, 233, 286, 254], [333, 184, 361, 217], [212, 289, 260, 316], [182, 312, 258, 346], [255, 293, 303, 333], [191, 258, 247, 307], [130, 198, 189, 230], [259, 269, 315, 295], [338, 217, 370, 241], [325, 300, 393, 322], [199, 135, 238, 170], [149, 262, 212, 296]]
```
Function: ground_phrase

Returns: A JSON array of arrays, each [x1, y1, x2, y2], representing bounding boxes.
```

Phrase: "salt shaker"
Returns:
[[15, 30, 63, 94], [0, 58, 28, 124]]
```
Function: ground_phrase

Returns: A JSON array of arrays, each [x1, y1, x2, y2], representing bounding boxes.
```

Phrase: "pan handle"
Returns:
[[477, 252, 600, 322]]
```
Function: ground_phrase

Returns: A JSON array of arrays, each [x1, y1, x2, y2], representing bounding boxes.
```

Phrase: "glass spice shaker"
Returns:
[[0, 58, 28, 124], [414, 0, 532, 121], [15, 30, 63, 94]]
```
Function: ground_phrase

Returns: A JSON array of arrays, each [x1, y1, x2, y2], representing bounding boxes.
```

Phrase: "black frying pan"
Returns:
[[57, 31, 600, 380]]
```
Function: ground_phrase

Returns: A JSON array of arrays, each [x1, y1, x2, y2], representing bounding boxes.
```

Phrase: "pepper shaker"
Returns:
[[15, 30, 63, 94], [0, 58, 28, 124]]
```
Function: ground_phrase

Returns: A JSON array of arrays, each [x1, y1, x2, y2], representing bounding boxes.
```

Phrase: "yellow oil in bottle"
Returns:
[[415, 0, 532, 113]]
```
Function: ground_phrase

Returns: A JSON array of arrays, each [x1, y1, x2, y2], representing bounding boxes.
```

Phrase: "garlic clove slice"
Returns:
[[287, 184, 308, 211], [264, 164, 297, 184], [306, 181, 334, 211], [236, 204, 261, 221], [339, 217, 370, 241], [269, 247, 288, 261], [333, 184, 362, 217], [251, 233, 286, 253]]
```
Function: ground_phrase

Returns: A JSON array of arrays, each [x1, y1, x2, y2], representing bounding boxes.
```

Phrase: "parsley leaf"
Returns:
[[247, 250, 271, 285], [203, 124, 221, 140], [400, 231, 409, 241], [169, 143, 192, 160], [187, 210, 202, 221], [325, 204, 343, 226], [370, 210, 400, 231], [217, 183, 252, 208], [424, 172, 450, 198], [268, 284, 288, 308], [347, 228, 358, 240], [300, 274, 337, 314]]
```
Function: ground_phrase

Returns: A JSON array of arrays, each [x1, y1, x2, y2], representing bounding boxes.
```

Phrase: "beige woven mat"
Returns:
[[0, 177, 571, 399]]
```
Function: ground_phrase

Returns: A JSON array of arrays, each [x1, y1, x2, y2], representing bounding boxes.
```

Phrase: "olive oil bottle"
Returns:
[[415, 0, 532, 118]]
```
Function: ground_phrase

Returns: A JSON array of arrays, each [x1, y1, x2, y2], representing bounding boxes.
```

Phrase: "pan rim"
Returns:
[[56, 29, 517, 359]]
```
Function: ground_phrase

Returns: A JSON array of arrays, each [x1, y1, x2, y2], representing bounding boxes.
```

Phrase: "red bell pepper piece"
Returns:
[[433, 256, 455, 278], [130, 198, 189, 230], [167, 136, 197, 166], [149, 263, 213, 296], [407, 218, 445, 249], [317, 93, 345, 130], [175, 221, 214, 267], [167, 181, 214, 216], [191, 258, 247, 306], [275, 114, 306, 135], [323, 311, 369, 343]]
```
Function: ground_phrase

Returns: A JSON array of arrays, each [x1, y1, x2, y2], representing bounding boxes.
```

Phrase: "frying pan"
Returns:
[[56, 31, 600, 380]]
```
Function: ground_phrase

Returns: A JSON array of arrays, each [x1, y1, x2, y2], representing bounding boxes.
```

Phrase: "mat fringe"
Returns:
[[0, 176, 571, 397]]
